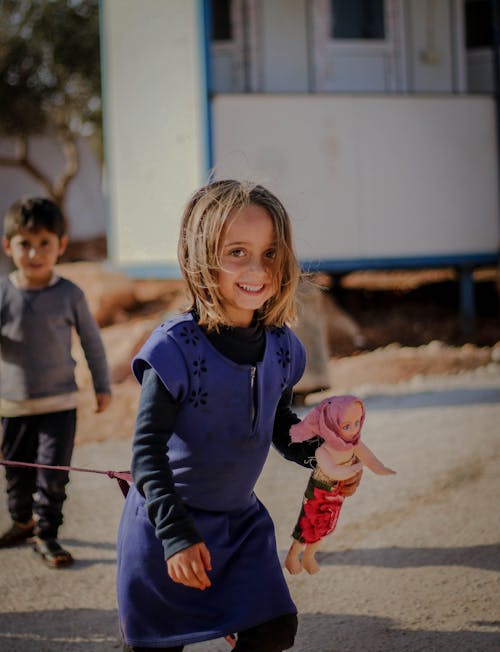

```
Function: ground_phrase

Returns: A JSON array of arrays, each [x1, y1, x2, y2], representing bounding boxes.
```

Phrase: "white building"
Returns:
[[101, 0, 500, 333]]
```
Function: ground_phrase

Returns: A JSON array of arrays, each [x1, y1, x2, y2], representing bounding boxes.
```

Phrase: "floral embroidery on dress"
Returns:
[[192, 356, 207, 376], [179, 325, 200, 346], [188, 387, 208, 407], [276, 346, 291, 369]]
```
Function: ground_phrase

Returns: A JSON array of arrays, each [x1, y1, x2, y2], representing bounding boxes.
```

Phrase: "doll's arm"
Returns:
[[315, 445, 363, 481], [354, 441, 396, 475]]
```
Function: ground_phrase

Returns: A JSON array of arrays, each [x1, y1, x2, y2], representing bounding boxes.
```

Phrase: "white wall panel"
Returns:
[[101, 0, 207, 271], [213, 94, 499, 261]]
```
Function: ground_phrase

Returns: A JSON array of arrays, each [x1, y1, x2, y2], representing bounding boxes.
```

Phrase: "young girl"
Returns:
[[116, 180, 361, 651]]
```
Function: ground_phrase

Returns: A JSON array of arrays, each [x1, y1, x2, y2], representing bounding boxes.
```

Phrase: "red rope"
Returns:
[[0, 459, 132, 497]]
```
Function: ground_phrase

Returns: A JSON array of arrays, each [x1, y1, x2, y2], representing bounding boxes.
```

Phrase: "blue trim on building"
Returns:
[[117, 262, 183, 280], [300, 252, 500, 274], [199, 0, 214, 174]]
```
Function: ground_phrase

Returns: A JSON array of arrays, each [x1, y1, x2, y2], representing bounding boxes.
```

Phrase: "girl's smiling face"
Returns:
[[218, 204, 277, 327]]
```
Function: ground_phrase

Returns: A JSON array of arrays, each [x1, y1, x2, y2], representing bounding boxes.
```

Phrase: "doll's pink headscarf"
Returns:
[[290, 395, 365, 452]]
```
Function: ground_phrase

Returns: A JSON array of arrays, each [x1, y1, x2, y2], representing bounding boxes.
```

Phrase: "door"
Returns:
[[210, 0, 258, 92], [311, 0, 405, 92]]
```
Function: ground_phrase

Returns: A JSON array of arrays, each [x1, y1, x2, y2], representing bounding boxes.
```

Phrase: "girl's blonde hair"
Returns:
[[178, 179, 301, 331]]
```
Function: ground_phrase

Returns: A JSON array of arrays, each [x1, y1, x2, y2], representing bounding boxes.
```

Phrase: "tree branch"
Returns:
[[53, 136, 79, 203], [0, 135, 80, 211], [0, 137, 55, 198]]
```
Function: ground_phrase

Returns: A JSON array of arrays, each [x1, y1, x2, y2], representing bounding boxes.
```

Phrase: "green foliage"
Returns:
[[0, 0, 102, 151]]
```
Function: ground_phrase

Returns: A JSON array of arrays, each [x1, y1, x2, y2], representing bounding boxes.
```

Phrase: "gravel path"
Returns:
[[1, 367, 499, 652]]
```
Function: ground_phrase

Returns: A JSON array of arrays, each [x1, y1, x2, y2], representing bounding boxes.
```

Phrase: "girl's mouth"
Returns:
[[238, 283, 264, 293]]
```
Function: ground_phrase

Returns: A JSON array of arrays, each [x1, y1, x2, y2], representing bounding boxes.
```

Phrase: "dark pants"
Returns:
[[123, 613, 298, 652], [1, 410, 76, 539]]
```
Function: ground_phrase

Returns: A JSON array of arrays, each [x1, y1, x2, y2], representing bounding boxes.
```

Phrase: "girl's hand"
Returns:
[[167, 542, 212, 591]]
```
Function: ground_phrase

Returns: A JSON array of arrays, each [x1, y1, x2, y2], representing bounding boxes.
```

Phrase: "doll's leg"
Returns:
[[301, 540, 322, 575], [285, 539, 304, 574]]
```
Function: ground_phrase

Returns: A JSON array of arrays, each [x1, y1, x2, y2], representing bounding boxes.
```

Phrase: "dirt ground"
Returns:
[[1, 385, 499, 652]]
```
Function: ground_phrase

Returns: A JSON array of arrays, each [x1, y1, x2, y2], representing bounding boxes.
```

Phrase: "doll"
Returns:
[[285, 395, 395, 575]]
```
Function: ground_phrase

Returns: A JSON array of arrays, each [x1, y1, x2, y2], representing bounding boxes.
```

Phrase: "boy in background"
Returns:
[[0, 197, 111, 567]]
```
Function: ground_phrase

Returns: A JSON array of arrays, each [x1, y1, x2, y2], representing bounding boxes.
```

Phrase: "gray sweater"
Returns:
[[0, 276, 111, 401]]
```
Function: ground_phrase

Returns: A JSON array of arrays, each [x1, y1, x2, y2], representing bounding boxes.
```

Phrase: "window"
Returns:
[[331, 0, 385, 40], [464, 0, 494, 93], [211, 0, 232, 41], [210, 0, 253, 93], [465, 0, 493, 49]]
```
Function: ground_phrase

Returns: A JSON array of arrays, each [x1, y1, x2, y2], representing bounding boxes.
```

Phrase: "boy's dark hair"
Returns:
[[3, 197, 67, 241]]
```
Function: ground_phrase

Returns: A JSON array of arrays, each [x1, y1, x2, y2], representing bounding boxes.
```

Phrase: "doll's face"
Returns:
[[340, 401, 363, 440]]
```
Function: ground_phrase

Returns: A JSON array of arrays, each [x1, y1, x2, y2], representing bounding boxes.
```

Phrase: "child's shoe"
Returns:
[[32, 537, 74, 568], [0, 519, 35, 547]]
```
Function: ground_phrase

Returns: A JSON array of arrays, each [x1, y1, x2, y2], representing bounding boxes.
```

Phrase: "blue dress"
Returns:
[[117, 314, 305, 647]]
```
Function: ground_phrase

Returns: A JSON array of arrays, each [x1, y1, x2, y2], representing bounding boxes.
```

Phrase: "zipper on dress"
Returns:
[[250, 366, 256, 388], [250, 366, 257, 425]]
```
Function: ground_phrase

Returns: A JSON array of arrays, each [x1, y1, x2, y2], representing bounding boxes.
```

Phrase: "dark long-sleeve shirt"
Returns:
[[0, 275, 111, 403]]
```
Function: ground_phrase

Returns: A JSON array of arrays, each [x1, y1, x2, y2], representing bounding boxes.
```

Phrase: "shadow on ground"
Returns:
[[0, 609, 120, 651], [363, 388, 500, 411], [313, 543, 500, 572], [296, 612, 500, 652], [1, 609, 499, 652]]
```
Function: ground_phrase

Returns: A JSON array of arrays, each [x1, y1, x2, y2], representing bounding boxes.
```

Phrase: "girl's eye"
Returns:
[[265, 249, 276, 260], [342, 424, 350, 431], [229, 248, 245, 258], [354, 420, 360, 428]]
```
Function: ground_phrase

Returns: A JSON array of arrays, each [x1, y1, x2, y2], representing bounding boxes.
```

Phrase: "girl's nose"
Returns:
[[28, 247, 37, 259], [248, 256, 266, 274]]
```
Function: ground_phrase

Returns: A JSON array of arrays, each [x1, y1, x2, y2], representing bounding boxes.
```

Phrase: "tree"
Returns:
[[0, 0, 102, 212]]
